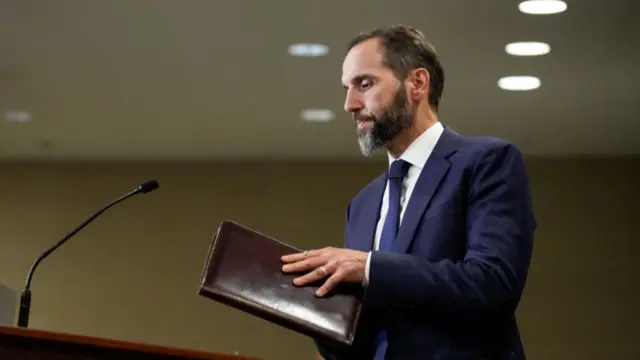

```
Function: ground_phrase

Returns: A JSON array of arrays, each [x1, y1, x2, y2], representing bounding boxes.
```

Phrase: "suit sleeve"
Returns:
[[365, 142, 536, 313]]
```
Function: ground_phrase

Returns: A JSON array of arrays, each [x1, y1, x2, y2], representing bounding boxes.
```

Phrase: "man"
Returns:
[[281, 25, 536, 360]]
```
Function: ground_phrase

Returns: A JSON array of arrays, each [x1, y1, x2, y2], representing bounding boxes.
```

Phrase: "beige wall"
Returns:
[[0, 158, 638, 359]]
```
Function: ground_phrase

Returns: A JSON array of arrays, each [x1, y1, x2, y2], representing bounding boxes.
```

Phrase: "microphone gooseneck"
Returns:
[[16, 180, 160, 328]]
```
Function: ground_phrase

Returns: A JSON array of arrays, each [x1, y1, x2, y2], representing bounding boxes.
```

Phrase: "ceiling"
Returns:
[[0, 0, 638, 161]]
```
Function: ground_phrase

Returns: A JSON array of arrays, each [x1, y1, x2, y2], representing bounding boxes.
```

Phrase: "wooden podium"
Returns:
[[0, 325, 261, 359]]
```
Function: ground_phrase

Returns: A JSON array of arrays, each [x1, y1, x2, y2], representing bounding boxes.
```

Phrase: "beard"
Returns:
[[355, 85, 414, 157]]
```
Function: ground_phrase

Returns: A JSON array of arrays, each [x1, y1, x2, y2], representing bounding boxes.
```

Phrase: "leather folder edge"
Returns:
[[197, 220, 358, 347]]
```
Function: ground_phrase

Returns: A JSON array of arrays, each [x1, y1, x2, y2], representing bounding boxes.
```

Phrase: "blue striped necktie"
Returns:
[[373, 159, 410, 360]]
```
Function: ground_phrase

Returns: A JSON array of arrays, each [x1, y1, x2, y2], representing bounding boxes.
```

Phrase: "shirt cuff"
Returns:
[[362, 251, 372, 287]]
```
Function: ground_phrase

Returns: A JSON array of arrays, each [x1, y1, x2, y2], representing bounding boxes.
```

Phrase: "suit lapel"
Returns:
[[352, 174, 387, 252], [392, 127, 459, 254]]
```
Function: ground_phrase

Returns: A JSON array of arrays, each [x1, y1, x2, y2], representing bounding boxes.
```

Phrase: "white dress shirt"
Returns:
[[363, 121, 445, 285]]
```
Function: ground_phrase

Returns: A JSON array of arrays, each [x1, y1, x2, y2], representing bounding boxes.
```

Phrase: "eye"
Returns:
[[360, 79, 373, 90]]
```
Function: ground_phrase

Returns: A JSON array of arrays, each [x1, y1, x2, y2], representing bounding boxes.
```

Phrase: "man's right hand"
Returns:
[[315, 352, 326, 360]]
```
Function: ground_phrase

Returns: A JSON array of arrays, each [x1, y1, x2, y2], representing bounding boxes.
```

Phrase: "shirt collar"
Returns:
[[387, 121, 445, 169]]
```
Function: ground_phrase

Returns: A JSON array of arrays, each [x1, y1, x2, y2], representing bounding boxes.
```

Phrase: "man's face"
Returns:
[[341, 38, 414, 157]]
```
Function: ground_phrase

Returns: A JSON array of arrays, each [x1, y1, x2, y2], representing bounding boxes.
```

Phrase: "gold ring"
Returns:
[[319, 266, 328, 277]]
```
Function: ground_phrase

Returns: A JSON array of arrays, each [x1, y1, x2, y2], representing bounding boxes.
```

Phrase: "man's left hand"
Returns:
[[281, 247, 368, 297]]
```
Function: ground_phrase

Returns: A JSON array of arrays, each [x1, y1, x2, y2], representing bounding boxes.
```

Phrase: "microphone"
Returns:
[[16, 180, 160, 328]]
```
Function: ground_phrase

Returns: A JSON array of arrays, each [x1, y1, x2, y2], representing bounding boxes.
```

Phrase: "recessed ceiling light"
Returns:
[[518, 0, 567, 15], [498, 76, 541, 91], [505, 41, 551, 56], [301, 108, 334, 122], [288, 43, 329, 57], [4, 110, 31, 123]]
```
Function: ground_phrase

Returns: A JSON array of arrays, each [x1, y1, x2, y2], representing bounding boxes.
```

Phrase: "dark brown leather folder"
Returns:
[[198, 220, 363, 347]]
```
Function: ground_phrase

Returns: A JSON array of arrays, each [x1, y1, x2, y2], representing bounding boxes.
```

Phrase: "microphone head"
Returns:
[[138, 180, 159, 194]]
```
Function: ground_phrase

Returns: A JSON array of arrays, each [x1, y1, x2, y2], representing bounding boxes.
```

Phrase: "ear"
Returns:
[[408, 68, 430, 100]]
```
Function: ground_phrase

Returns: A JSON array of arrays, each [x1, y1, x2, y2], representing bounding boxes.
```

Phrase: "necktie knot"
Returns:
[[388, 159, 410, 180]]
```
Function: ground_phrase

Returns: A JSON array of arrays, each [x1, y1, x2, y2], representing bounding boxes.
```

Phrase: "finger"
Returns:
[[282, 255, 327, 273], [292, 269, 324, 286], [316, 269, 346, 297], [280, 250, 309, 263], [281, 249, 319, 263], [292, 260, 336, 286]]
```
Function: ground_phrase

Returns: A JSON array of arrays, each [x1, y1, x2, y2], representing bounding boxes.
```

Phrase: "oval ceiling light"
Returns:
[[4, 110, 32, 123], [288, 43, 329, 57], [518, 0, 567, 15], [301, 108, 334, 122], [505, 41, 551, 56], [498, 76, 541, 91]]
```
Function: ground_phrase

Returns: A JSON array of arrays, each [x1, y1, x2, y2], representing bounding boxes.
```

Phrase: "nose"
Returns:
[[343, 89, 363, 114]]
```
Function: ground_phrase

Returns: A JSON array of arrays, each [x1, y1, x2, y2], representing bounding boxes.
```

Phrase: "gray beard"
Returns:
[[357, 134, 379, 158], [356, 89, 414, 157]]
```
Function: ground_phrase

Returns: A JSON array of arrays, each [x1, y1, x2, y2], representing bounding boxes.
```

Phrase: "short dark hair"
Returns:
[[347, 25, 445, 111]]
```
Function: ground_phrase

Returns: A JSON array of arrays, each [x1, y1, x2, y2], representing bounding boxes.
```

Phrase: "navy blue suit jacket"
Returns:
[[317, 127, 536, 360]]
